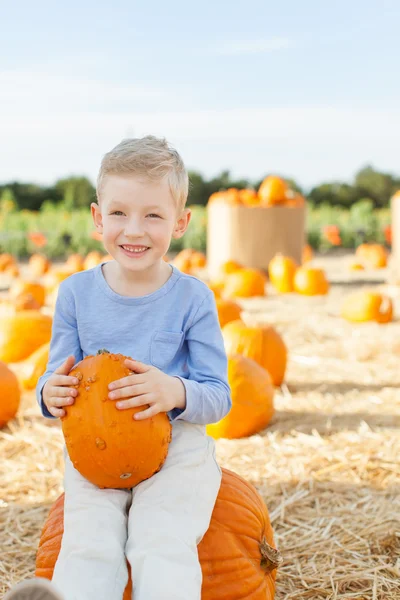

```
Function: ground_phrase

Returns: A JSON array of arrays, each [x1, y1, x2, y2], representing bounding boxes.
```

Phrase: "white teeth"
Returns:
[[122, 246, 148, 253]]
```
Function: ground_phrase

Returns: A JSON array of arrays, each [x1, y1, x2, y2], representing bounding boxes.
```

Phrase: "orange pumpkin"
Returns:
[[12, 292, 42, 311], [216, 298, 242, 328], [341, 291, 393, 323], [66, 253, 85, 272], [4, 264, 20, 278], [190, 251, 207, 269], [223, 268, 267, 299], [219, 260, 243, 276], [83, 251, 103, 270], [43, 268, 73, 294], [9, 280, 46, 308], [239, 189, 259, 206], [172, 249, 193, 274], [36, 469, 281, 600], [0, 361, 20, 428], [222, 320, 287, 386], [258, 176, 288, 206], [0, 311, 52, 363], [293, 267, 329, 296], [268, 254, 298, 293], [62, 350, 172, 489], [0, 253, 16, 272], [18, 341, 50, 390], [302, 244, 314, 264], [207, 354, 274, 439], [28, 254, 50, 277], [355, 243, 387, 269], [208, 281, 224, 298], [208, 188, 241, 206]]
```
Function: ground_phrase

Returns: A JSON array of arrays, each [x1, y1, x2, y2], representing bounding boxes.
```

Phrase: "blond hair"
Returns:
[[96, 135, 189, 212]]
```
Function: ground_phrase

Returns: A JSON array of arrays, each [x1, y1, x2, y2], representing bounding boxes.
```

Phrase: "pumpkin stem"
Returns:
[[97, 349, 110, 355], [259, 538, 283, 572]]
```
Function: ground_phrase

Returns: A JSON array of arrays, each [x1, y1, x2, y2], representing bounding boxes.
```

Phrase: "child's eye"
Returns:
[[111, 211, 124, 216], [147, 213, 161, 219]]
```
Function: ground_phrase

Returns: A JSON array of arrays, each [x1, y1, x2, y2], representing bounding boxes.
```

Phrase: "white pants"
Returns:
[[52, 420, 222, 600]]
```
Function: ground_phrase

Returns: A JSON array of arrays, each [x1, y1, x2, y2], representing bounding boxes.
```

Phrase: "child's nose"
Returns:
[[124, 218, 145, 237]]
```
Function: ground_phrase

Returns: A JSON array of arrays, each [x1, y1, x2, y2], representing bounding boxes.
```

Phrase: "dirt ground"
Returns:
[[1, 251, 399, 599]]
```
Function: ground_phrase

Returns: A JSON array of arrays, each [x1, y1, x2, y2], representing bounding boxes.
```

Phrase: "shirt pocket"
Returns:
[[150, 330, 184, 370]]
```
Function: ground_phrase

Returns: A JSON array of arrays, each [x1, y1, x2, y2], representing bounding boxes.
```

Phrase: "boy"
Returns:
[[5, 136, 231, 600]]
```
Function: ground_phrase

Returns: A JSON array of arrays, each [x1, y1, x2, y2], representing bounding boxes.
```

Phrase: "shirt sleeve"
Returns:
[[169, 291, 232, 425], [36, 283, 83, 419]]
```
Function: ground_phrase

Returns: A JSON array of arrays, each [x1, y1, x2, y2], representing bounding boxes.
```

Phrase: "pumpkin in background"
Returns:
[[208, 188, 241, 206], [341, 291, 393, 324], [43, 268, 73, 294], [83, 251, 103, 270], [219, 259, 243, 276], [208, 281, 224, 298], [36, 469, 281, 600], [62, 350, 172, 489], [222, 320, 287, 386], [0, 361, 20, 428], [302, 244, 313, 264], [4, 264, 20, 278], [65, 253, 85, 272], [0, 253, 16, 272], [172, 249, 193, 274], [9, 280, 46, 308], [17, 341, 50, 390], [13, 292, 42, 311], [216, 298, 242, 328], [258, 176, 288, 206], [190, 251, 207, 269], [0, 311, 52, 363], [268, 254, 298, 293], [239, 189, 259, 206], [293, 267, 329, 296], [207, 354, 275, 439], [355, 243, 387, 269], [28, 254, 51, 278], [223, 268, 267, 299]]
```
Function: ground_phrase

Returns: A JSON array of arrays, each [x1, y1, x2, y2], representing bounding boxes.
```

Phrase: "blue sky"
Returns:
[[1, 0, 399, 190]]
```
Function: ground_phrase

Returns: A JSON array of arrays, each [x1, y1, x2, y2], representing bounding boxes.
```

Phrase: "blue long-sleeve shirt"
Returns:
[[36, 263, 231, 424]]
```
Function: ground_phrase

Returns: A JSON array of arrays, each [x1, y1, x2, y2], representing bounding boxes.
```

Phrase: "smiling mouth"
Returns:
[[120, 245, 150, 254]]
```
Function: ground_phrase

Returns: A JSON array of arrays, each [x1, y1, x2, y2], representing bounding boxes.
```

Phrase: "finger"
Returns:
[[48, 406, 66, 418], [51, 387, 78, 398], [52, 374, 80, 387], [115, 394, 152, 410], [124, 359, 151, 374], [109, 383, 148, 400], [54, 355, 76, 375], [133, 404, 161, 420], [49, 396, 76, 408], [108, 374, 144, 391]]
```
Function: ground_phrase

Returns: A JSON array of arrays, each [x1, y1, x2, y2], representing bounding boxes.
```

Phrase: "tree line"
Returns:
[[1, 165, 399, 212]]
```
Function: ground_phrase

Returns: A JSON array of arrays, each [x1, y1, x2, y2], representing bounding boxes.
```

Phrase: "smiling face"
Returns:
[[91, 174, 190, 277]]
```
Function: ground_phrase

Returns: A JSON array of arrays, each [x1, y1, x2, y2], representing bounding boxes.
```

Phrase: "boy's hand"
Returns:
[[42, 355, 79, 418], [108, 359, 186, 420]]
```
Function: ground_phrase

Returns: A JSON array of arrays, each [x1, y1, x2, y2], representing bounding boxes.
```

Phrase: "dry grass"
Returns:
[[1, 252, 400, 598]]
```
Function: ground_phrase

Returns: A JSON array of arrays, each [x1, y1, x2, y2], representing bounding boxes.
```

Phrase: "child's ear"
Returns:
[[91, 202, 103, 231], [172, 208, 191, 239]]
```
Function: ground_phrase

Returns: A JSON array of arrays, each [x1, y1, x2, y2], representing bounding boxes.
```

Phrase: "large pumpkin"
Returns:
[[216, 298, 242, 328], [0, 311, 52, 363], [223, 268, 267, 299], [36, 469, 281, 600], [222, 320, 287, 386], [341, 291, 393, 323], [9, 280, 46, 308], [268, 254, 297, 293], [0, 361, 20, 428], [61, 350, 172, 489], [207, 354, 274, 439], [293, 267, 329, 296]]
